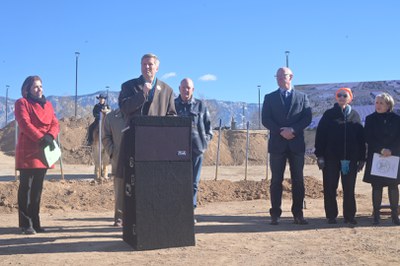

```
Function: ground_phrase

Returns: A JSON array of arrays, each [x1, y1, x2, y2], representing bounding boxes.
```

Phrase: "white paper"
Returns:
[[44, 140, 61, 167], [370, 153, 400, 179]]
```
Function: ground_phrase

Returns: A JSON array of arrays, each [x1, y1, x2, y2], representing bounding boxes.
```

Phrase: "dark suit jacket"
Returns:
[[118, 75, 177, 120], [262, 89, 312, 153]]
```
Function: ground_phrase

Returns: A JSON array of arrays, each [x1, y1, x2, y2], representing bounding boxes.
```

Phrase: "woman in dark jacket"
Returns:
[[314, 88, 366, 225], [363, 93, 400, 225], [15, 76, 59, 234]]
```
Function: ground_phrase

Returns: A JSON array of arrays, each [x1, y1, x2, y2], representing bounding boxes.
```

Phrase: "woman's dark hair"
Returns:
[[21, 75, 42, 98]]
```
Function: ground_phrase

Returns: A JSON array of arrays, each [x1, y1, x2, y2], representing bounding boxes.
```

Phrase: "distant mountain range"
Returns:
[[0, 91, 261, 130], [2, 79, 399, 130]]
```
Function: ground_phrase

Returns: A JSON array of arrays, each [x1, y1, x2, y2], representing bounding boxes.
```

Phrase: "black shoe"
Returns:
[[21, 227, 36, 235], [328, 218, 337, 224], [294, 216, 308, 225], [34, 227, 46, 233], [270, 216, 279, 225], [344, 218, 357, 225], [392, 215, 400, 225], [372, 215, 380, 225]]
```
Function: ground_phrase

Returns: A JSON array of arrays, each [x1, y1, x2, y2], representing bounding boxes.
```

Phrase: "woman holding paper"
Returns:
[[363, 93, 400, 225], [314, 88, 366, 225], [15, 75, 59, 234]]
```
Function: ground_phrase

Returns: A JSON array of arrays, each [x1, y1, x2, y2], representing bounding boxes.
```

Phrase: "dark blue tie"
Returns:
[[283, 91, 291, 113]]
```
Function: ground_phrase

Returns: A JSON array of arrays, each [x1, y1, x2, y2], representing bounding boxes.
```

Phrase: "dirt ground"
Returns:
[[1, 150, 400, 265]]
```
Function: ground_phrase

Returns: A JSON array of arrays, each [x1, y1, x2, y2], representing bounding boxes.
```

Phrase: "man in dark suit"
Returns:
[[262, 67, 312, 225]]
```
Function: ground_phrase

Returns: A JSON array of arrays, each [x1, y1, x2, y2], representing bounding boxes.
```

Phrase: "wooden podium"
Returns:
[[122, 116, 195, 250]]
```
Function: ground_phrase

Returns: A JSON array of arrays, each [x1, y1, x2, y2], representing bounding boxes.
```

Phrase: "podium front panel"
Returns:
[[134, 125, 191, 161], [122, 116, 195, 250]]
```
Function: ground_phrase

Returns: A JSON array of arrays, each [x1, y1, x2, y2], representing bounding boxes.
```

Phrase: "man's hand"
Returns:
[[101, 105, 111, 113], [381, 148, 392, 157], [280, 127, 295, 140], [317, 157, 325, 170], [143, 82, 152, 96]]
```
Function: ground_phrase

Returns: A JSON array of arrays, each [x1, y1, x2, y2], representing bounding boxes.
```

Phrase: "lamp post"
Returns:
[[5, 85, 9, 126], [258, 85, 261, 129], [242, 103, 246, 129], [285, 51, 290, 67], [74, 52, 80, 117], [105, 86, 109, 104]]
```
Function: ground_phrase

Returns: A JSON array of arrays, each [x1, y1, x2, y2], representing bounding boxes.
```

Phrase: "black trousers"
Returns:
[[18, 169, 47, 229], [372, 183, 399, 212], [269, 150, 305, 218], [322, 160, 357, 220]]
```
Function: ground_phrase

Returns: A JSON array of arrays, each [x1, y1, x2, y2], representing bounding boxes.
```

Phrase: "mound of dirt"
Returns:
[[0, 176, 324, 214]]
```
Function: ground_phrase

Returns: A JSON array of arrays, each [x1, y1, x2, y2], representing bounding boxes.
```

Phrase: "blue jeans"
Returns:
[[192, 154, 204, 208], [269, 150, 305, 218]]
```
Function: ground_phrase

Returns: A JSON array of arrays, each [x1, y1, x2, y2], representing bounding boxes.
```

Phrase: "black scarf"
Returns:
[[27, 93, 47, 108]]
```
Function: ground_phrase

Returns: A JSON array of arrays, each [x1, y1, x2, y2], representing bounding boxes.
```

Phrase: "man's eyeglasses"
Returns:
[[275, 74, 292, 78], [337, 93, 348, 98]]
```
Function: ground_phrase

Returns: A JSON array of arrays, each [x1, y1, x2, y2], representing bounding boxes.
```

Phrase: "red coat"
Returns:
[[15, 97, 59, 169]]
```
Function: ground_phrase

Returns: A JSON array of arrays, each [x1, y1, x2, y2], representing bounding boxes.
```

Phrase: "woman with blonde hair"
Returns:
[[15, 75, 59, 234], [363, 92, 400, 225]]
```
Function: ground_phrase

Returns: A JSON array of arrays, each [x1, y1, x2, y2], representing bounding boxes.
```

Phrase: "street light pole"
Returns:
[[5, 85, 9, 126], [105, 86, 109, 104], [285, 51, 290, 67], [258, 85, 261, 129], [74, 52, 80, 117]]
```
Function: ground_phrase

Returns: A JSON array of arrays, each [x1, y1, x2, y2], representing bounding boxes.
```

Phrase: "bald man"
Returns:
[[262, 67, 312, 225], [175, 78, 213, 221]]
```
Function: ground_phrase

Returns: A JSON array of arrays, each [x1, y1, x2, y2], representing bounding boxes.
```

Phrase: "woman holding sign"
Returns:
[[363, 93, 400, 225], [15, 75, 59, 234]]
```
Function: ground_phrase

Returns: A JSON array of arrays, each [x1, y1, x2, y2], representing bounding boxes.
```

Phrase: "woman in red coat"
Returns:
[[15, 75, 59, 234]]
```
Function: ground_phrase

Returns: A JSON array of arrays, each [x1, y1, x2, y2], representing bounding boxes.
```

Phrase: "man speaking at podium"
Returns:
[[116, 53, 177, 225], [117, 54, 197, 250], [118, 53, 176, 118]]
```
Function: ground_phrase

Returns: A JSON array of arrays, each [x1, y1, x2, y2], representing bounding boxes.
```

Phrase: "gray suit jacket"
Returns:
[[262, 89, 312, 153], [102, 109, 125, 176]]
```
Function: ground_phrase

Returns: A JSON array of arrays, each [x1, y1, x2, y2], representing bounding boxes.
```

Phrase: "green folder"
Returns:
[[44, 140, 61, 167]]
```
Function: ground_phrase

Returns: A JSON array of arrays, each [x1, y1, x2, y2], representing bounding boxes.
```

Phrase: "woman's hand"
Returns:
[[380, 148, 392, 157], [40, 134, 55, 151]]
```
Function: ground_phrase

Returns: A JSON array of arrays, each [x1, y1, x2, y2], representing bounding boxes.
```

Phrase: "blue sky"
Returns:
[[0, 0, 399, 103]]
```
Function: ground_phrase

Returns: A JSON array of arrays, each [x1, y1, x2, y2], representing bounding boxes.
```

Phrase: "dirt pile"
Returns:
[[0, 176, 324, 214]]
